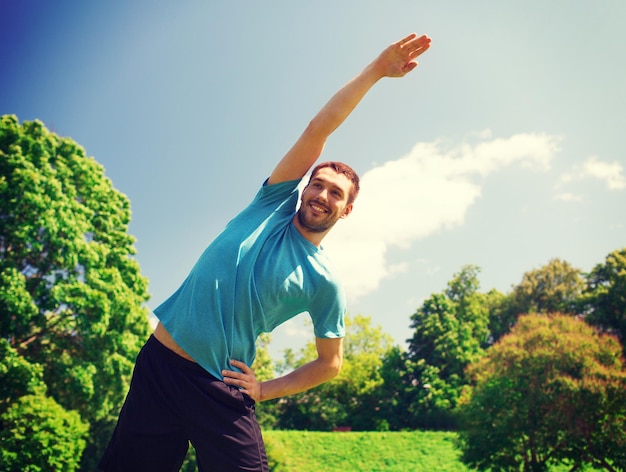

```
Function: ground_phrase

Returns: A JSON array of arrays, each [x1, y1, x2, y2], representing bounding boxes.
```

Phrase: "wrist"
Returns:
[[364, 60, 386, 83]]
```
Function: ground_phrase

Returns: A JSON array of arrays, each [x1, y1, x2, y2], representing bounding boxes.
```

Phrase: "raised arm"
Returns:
[[267, 33, 432, 185]]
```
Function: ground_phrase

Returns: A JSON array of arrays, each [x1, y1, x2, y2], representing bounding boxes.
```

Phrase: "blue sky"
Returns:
[[2, 1, 625, 358]]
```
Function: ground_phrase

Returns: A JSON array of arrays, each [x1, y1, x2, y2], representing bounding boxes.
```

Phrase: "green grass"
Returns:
[[263, 430, 604, 472], [264, 430, 469, 472]]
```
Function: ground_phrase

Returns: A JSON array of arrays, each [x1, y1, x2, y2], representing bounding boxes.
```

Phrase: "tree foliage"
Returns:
[[405, 265, 492, 429], [0, 338, 46, 411], [252, 333, 283, 431], [268, 314, 395, 431], [490, 258, 585, 342], [0, 394, 89, 472], [513, 258, 585, 314], [583, 247, 626, 351], [458, 313, 626, 471], [0, 115, 150, 469]]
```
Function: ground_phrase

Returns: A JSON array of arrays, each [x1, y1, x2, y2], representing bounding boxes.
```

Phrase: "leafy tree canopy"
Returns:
[[583, 247, 626, 350], [0, 394, 89, 472], [405, 265, 493, 428], [458, 313, 626, 472], [0, 115, 151, 469], [490, 258, 585, 342]]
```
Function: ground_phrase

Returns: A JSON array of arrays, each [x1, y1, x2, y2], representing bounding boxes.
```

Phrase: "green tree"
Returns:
[[273, 314, 395, 431], [252, 333, 282, 429], [0, 115, 150, 469], [405, 265, 492, 429], [490, 258, 585, 342], [375, 345, 413, 430], [0, 338, 46, 410], [338, 314, 396, 430], [458, 313, 626, 471], [0, 394, 89, 472], [513, 258, 584, 314], [253, 332, 277, 382], [583, 247, 626, 352]]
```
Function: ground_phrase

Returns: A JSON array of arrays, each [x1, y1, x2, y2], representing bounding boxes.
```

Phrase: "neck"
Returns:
[[292, 215, 328, 247]]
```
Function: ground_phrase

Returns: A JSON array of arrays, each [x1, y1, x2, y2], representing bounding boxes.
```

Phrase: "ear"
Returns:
[[300, 185, 309, 201], [340, 203, 353, 219]]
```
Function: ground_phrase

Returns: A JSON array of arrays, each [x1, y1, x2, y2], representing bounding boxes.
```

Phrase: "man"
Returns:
[[99, 32, 431, 471]]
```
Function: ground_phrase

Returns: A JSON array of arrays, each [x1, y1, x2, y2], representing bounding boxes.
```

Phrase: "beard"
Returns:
[[296, 203, 341, 233]]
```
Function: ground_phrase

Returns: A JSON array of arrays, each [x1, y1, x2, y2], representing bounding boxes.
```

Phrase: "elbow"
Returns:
[[315, 354, 342, 383], [326, 355, 342, 380], [315, 336, 343, 382], [305, 115, 334, 140]]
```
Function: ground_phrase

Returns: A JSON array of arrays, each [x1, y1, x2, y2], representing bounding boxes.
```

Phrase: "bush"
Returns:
[[0, 394, 89, 472]]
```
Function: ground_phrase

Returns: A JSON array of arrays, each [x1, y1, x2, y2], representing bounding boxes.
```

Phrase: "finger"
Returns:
[[222, 376, 237, 385], [403, 61, 418, 73], [223, 373, 247, 386], [394, 32, 417, 47], [409, 43, 431, 59], [222, 369, 242, 379], [405, 35, 431, 54], [225, 380, 247, 393], [230, 359, 253, 374]]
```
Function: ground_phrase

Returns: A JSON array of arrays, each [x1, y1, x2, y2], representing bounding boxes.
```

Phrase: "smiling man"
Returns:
[[99, 32, 431, 472], [295, 162, 358, 238]]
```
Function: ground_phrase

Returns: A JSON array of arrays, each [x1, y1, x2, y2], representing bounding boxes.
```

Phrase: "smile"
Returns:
[[309, 202, 328, 213]]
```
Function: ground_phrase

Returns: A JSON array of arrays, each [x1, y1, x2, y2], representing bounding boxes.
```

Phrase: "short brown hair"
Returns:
[[309, 161, 360, 204]]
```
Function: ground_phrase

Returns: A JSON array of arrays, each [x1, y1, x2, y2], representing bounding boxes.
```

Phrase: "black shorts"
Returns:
[[98, 335, 268, 471]]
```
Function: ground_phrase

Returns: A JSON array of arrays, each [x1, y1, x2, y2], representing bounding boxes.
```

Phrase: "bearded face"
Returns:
[[295, 167, 354, 237]]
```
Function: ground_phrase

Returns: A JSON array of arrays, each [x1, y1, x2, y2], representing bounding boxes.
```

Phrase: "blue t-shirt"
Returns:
[[154, 178, 346, 379]]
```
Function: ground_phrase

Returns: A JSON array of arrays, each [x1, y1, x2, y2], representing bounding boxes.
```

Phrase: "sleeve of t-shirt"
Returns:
[[252, 178, 302, 211], [308, 281, 346, 339], [224, 178, 302, 230]]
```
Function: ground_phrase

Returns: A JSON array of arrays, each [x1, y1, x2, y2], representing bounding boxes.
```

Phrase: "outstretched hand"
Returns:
[[375, 33, 432, 78], [222, 360, 262, 402]]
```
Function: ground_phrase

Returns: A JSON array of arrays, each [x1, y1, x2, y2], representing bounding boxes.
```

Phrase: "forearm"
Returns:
[[259, 356, 341, 402], [306, 61, 385, 140]]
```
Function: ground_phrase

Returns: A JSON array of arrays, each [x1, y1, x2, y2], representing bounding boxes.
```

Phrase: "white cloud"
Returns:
[[324, 131, 561, 300], [559, 156, 626, 190]]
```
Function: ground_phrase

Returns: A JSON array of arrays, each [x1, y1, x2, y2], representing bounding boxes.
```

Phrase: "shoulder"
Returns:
[[253, 178, 302, 204]]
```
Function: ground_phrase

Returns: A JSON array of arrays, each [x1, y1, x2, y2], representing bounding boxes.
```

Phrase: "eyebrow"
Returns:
[[310, 177, 346, 197]]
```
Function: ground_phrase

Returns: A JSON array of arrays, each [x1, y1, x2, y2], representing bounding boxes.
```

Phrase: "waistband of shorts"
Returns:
[[146, 334, 219, 379]]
